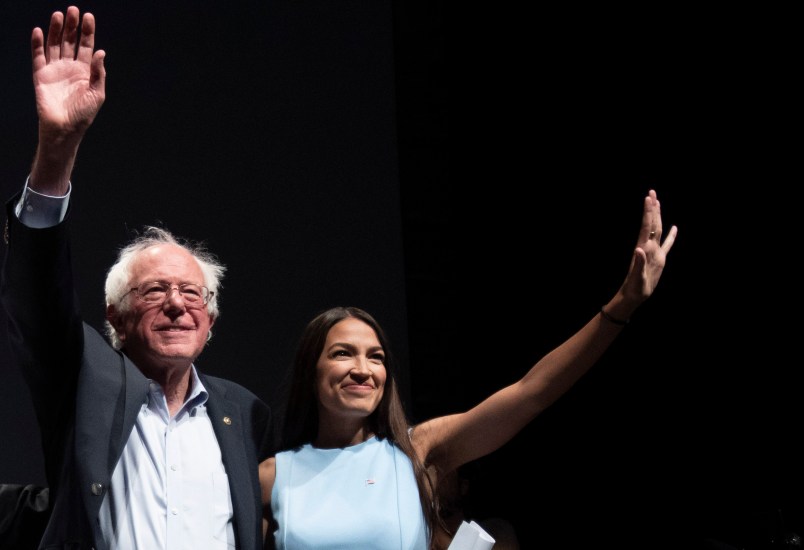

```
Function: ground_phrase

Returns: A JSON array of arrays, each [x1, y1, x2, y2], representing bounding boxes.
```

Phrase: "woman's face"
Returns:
[[315, 317, 387, 423]]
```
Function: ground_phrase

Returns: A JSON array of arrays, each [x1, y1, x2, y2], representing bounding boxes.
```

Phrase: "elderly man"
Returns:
[[1, 6, 273, 549]]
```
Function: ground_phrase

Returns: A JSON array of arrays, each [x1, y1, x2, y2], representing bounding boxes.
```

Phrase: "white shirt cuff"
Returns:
[[14, 177, 71, 228]]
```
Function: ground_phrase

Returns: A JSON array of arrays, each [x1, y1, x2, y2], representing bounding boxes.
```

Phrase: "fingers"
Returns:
[[76, 12, 96, 65], [40, 7, 94, 64], [45, 11, 64, 63], [626, 190, 677, 303], [60, 6, 80, 60], [640, 190, 659, 242], [641, 189, 679, 262], [31, 27, 46, 73], [660, 225, 679, 254]]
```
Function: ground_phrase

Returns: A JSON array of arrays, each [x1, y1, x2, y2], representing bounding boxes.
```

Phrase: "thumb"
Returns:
[[90, 50, 106, 93]]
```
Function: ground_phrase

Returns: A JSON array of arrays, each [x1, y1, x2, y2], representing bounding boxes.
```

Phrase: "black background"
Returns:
[[1, 2, 799, 549]]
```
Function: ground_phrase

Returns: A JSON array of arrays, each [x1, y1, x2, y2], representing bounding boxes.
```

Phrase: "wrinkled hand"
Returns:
[[32, 6, 106, 138], [619, 189, 678, 307]]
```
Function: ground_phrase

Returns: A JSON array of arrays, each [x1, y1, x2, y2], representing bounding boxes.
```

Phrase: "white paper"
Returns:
[[447, 520, 496, 550]]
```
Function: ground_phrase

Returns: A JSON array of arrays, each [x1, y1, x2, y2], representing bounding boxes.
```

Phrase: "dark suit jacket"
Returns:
[[1, 196, 274, 550]]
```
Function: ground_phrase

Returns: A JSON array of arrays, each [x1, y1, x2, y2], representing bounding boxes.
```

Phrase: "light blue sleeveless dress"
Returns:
[[271, 436, 429, 549]]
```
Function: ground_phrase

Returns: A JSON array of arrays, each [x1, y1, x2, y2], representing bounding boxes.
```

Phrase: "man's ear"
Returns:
[[106, 304, 126, 343], [206, 315, 216, 344]]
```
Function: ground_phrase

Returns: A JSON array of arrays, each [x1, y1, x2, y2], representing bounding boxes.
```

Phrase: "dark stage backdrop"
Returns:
[[1, 2, 799, 549]]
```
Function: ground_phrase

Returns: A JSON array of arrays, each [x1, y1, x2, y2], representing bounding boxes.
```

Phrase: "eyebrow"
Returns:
[[327, 342, 384, 354]]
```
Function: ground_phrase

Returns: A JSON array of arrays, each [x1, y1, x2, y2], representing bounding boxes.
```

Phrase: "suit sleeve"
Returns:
[[1, 194, 84, 484]]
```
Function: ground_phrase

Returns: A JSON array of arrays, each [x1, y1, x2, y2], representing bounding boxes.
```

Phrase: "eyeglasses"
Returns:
[[126, 281, 213, 307]]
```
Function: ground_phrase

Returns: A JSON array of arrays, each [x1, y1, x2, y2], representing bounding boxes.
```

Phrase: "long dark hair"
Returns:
[[279, 306, 440, 543]]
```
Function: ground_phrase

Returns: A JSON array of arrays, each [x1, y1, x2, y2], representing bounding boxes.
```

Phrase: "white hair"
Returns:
[[104, 226, 226, 349]]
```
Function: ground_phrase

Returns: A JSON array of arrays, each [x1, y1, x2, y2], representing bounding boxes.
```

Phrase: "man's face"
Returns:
[[108, 243, 214, 373]]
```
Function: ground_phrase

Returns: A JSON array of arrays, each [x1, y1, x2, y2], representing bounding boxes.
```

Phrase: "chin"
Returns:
[[157, 345, 203, 362]]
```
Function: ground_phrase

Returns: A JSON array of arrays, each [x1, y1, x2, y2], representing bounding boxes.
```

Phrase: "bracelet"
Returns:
[[600, 307, 629, 326]]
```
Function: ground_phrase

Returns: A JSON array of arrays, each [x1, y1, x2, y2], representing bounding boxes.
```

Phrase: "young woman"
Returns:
[[260, 190, 677, 550]]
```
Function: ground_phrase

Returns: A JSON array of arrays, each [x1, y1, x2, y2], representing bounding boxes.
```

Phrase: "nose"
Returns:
[[162, 285, 187, 312], [351, 356, 372, 377]]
